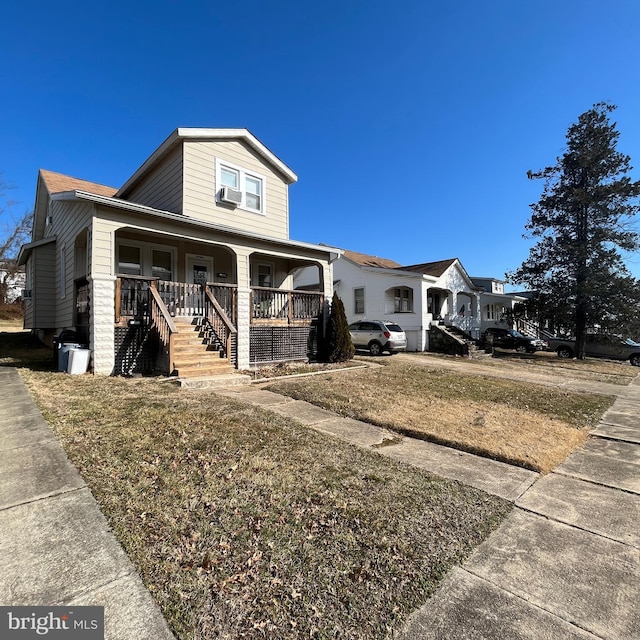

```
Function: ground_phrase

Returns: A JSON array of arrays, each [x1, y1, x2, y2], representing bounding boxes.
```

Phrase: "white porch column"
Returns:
[[235, 248, 251, 369], [90, 274, 116, 375]]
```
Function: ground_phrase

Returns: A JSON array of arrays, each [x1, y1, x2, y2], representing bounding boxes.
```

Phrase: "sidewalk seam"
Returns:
[[0, 483, 88, 512]]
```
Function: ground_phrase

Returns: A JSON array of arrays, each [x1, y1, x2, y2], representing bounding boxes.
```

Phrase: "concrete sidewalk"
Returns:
[[216, 377, 640, 639], [0, 367, 175, 640], [397, 375, 640, 640], [3, 361, 639, 639]]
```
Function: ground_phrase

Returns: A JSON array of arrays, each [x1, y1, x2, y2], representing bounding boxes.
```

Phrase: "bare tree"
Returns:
[[0, 175, 33, 303]]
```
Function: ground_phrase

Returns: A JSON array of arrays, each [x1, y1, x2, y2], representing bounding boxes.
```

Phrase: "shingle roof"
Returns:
[[40, 169, 118, 197], [342, 249, 402, 269], [396, 259, 458, 277]]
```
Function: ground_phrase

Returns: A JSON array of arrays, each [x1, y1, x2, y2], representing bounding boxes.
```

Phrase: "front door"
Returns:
[[186, 255, 213, 286]]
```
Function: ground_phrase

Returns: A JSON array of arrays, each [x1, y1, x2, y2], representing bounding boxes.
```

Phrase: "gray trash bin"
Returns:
[[57, 342, 83, 372]]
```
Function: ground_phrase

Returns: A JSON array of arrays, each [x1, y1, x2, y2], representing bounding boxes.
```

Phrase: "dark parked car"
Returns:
[[483, 327, 542, 353], [348, 320, 407, 356], [547, 334, 640, 366]]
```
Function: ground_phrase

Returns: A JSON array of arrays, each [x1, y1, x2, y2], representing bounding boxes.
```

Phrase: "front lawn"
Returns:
[[17, 363, 510, 639], [266, 359, 614, 473]]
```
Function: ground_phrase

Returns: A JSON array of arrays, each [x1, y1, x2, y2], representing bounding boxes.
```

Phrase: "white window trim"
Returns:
[[215, 158, 267, 215], [251, 261, 275, 288], [354, 287, 365, 315], [393, 286, 414, 313], [116, 240, 176, 280]]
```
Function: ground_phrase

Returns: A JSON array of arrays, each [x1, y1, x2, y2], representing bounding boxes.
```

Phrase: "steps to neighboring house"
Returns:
[[172, 317, 233, 378]]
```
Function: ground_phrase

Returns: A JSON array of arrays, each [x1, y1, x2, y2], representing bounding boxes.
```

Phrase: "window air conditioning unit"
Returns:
[[219, 187, 242, 205], [22, 289, 32, 300]]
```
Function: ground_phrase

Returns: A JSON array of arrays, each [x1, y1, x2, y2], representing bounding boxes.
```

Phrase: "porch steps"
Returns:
[[172, 317, 234, 378]]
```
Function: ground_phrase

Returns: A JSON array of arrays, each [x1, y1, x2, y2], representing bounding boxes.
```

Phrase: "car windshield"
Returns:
[[385, 324, 403, 333], [509, 330, 526, 338], [625, 338, 640, 346]]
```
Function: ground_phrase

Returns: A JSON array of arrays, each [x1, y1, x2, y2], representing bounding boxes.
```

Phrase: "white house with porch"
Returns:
[[295, 249, 483, 351], [19, 129, 340, 376]]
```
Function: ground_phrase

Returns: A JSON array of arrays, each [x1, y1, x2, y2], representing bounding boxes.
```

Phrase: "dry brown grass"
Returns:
[[414, 350, 637, 386], [16, 366, 510, 640], [266, 359, 614, 474]]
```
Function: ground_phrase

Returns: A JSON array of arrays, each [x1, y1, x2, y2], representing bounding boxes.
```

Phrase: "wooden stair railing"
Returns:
[[149, 284, 178, 374], [204, 286, 237, 361]]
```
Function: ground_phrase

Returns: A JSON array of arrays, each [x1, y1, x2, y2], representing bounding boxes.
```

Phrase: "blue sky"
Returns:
[[2, 0, 640, 284]]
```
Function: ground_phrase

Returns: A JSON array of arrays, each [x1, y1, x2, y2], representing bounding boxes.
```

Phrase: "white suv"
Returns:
[[348, 321, 407, 356]]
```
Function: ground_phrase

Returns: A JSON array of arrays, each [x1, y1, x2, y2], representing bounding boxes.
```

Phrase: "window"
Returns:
[[394, 287, 413, 312], [152, 249, 172, 281], [118, 245, 142, 276], [216, 159, 266, 214], [220, 166, 239, 189], [354, 287, 365, 314], [485, 304, 505, 321], [252, 262, 273, 287], [117, 242, 175, 280]]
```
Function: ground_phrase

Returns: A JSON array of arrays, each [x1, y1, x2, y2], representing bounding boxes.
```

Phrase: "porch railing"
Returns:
[[204, 287, 237, 359], [156, 280, 205, 317], [115, 275, 154, 321], [116, 278, 321, 325], [250, 287, 323, 324], [208, 282, 238, 325], [148, 284, 178, 371]]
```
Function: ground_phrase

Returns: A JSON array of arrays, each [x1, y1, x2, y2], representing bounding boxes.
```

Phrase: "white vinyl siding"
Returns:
[[60, 245, 66, 299], [120, 146, 183, 213], [32, 244, 57, 327], [48, 199, 94, 328], [183, 140, 289, 239]]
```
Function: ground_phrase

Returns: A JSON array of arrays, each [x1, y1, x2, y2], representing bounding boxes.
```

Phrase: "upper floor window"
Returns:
[[216, 159, 266, 215], [394, 287, 413, 312]]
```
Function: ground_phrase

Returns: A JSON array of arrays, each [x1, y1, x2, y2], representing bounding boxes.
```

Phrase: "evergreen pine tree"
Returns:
[[322, 293, 354, 362], [509, 103, 640, 358]]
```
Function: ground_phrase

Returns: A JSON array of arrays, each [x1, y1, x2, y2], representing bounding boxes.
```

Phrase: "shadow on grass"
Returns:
[[0, 331, 55, 371]]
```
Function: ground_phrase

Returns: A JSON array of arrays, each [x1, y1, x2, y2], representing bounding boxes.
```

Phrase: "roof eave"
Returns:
[[72, 191, 339, 256]]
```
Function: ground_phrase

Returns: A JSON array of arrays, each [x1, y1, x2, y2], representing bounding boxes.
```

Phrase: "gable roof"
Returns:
[[117, 128, 298, 198], [397, 259, 458, 277], [39, 169, 118, 197], [342, 249, 402, 269]]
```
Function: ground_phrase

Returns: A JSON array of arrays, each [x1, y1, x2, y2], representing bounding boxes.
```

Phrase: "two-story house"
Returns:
[[19, 129, 340, 376]]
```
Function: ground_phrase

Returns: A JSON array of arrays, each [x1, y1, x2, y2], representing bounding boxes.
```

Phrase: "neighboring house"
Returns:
[[19, 129, 340, 376], [0, 259, 25, 303], [470, 277, 529, 335], [295, 251, 534, 351], [295, 249, 484, 351]]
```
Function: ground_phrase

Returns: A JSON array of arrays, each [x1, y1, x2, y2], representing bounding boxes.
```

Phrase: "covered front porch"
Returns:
[[85, 220, 334, 375], [427, 287, 481, 340], [111, 276, 323, 376]]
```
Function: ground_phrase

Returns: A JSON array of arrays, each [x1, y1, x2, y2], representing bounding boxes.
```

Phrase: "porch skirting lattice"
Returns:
[[113, 326, 156, 376], [250, 326, 315, 364]]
